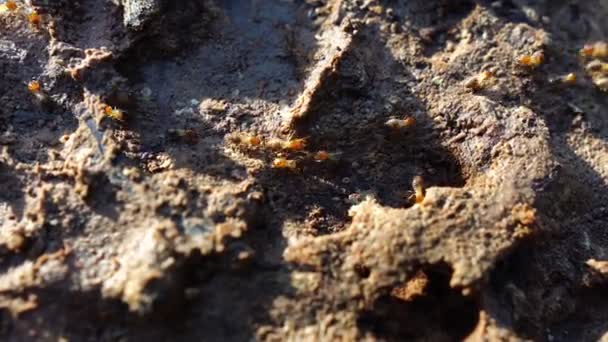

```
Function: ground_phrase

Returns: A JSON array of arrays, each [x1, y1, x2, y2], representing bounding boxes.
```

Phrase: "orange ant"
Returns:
[[272, 157, 298, 170], [104, 105, 125, 121], [580, 42, 608, 58], [385, 116, 416, 129], [518, 51, 544, 68]]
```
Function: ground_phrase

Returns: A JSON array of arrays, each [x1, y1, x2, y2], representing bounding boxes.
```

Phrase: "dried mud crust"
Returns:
[[0, 0, 608, 341]]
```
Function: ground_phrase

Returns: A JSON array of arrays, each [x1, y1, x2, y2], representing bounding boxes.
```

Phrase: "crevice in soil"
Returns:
[[357, 262, 480, 341]]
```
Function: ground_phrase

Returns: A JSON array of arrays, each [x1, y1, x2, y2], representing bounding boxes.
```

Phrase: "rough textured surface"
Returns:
[[1, 0, 608, 340]]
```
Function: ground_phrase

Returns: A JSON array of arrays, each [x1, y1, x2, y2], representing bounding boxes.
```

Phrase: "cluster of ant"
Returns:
[[515, 42, 608, 90], [580, 42, 608, 91], [229, 114, 416, 171], [464, 49, 578, 92], [518, 50, 578, 85], [518, 51, 545, 69], [464, 51, 549, 91], [227, 114, 425, 203], [227, 133, 339, 171], [0, 0, 41, 27]]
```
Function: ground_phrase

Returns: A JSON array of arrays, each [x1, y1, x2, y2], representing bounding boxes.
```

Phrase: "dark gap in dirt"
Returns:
[[357, 262, 480, 341]]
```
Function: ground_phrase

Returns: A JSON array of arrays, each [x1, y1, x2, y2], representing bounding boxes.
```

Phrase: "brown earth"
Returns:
[[1, 0, 608, 341]]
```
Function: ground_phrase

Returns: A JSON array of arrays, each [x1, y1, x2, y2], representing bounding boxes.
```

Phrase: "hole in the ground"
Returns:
[[355, 264, 371, 279], [357, 263, 479, 341]]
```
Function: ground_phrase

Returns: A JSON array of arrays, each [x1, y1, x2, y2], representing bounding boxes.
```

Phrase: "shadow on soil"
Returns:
[[478, 1, 608, 340]]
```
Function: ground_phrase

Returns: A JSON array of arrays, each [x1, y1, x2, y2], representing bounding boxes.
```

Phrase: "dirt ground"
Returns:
[[1, 0, 608, 340]]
